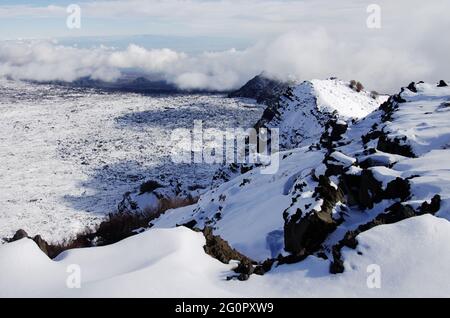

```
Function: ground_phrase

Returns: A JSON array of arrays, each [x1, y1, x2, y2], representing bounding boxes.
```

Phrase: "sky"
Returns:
[[0, 0, 374, 42], [0, 0, 449, 92]]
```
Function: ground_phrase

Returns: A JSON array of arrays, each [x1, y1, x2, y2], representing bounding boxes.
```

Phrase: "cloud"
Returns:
[[0, 0, 449, 92], [0, 26, 445, 93]]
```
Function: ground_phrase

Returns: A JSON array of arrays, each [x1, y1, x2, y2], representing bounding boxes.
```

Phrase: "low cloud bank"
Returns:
[[0, 28, 446, 92]]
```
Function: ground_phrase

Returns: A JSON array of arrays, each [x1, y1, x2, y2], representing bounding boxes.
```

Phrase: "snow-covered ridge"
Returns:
[[124, 78, 386, 215], [311, 79, 383, 118], [150, 80, 450, 271], [258, 79, 387, 150]]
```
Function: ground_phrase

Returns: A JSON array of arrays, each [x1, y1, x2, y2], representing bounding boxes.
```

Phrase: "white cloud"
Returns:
[[0, 0, 449, 92]]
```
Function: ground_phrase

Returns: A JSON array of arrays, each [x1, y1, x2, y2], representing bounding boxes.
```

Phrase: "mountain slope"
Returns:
[[117, 79, 385, 214], [256, 79, 386, 149], [151, 80, 450, 271], [228, 73, 290, 106], [2, 79, 450, 297]]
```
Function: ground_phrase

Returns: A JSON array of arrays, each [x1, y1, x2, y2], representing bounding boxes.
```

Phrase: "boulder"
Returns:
[[10, 229, 29, 241], [377, 135, 416, 158], [202, 227, 254, 265], [284, 176, 344, 255], [437, 80, 448, 87]]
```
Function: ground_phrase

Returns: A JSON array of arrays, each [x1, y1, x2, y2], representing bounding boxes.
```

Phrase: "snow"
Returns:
[[311, 79, 387, 119], [395, 149, 450, 220], [153, 80, 450, 264], [1, 215, 449, 297], [358, 152, 404, 167], [264, 79, 385, 149], [0, 79, 264, 242], [385, 83, 450, 156], [239, 215, 450, 297], [329, 151, 356, 166], [1, 78, 450, 297], [353, 83, 450, 220], [153, 147, 325, 261], [369, 166, 402, 189], [0, 227, 234, 298], [347, 166, 363, 175]]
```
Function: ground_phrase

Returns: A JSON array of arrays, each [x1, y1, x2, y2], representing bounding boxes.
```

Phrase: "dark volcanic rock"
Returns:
[[254, 259, 276, 276], [377, 135, 416, 158], [330, 246, 345, 274], [228, 74, 289, 106], [320, 119, 348, 150], [341, 170, 412, 210], [202, 227, 254, 264], [202, 227, 256, 281], [284, 176, 344, 255], [341, 170, 383, 209], [437, 80, 448, 87], [139, 180, 164, 194], [385, 178, 411, 201], [361, 130, 383, 145], [8, 230, 54, 258], [330, 202, 417, 274], [11, 229, 29, 241], [358, 171, 384, 209], [33, 235, 51, 257], [419, 195, 441, 215], [407, 82, 418, 93], [284, 212, 337, 256]]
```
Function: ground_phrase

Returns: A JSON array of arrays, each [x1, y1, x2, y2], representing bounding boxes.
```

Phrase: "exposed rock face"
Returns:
[[138, 80, 449, 280], [384, 177, 411, 200], [437, 80, 448, 87], [202, 227, 255, 281], [33, 235, 51, 257], [377, 135, 416, 158], [319, 119, 348, 150], [341, 171, 411, 210], [11, 229, 28, 241], [419, 195, 441, 215], [284, 176, 345, 255], [8, 230, 53, 258], [203, 227, 253, 264], [228, 73, 289, 106], [282, 81, 448, 275], [407, 82, 418, 93]]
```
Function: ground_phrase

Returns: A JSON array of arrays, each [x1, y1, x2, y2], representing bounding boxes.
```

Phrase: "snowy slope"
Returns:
[[383, 83, 450, 156], [152, 147, 325, 260], [1, 215, 449, 297], [0, 79, 264, 242], [334, 81, 450, 217], [258, 79, 386, 149], [150, 79, 389, 261], [1, 79, 450, 297], [119, 79, 386, 215], [151, 80, 450, 269]]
